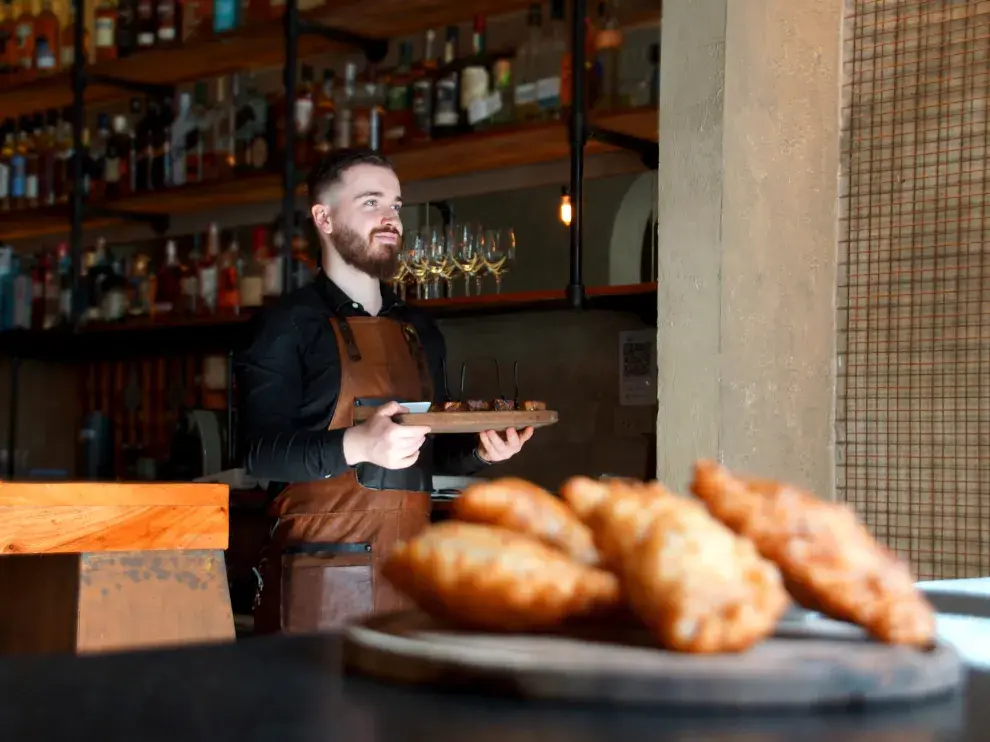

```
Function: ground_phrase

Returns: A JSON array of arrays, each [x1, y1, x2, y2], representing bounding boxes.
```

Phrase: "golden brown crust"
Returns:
[[561, 476, 788, 653], [452, 478, 601, 565], [690, 459, 936, 647], [521, 400, 547, 411], [438, 401, 467, 412], [381, 522, 622, 632], [466, 399, 491, 412], [623, 497, 789, 653]]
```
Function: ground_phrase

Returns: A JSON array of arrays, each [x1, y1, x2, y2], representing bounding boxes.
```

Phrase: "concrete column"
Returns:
[[656, 0, 842, 499]]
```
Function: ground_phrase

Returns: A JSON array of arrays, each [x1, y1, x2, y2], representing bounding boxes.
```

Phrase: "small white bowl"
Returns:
[[399, 402, 433, 414]]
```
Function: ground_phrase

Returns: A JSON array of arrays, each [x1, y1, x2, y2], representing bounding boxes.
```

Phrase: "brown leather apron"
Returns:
[[253, 314, 434, 635]]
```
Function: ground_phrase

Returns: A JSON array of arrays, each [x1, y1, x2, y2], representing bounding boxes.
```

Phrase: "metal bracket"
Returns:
[[84, 205, 171, 234], [82, 71, 173, 99], [296, 19, 388, 64], [587, 125, 659, 170]]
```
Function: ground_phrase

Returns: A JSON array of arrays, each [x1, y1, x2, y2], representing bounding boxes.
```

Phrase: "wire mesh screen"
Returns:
[[837, 0, 990, 580]]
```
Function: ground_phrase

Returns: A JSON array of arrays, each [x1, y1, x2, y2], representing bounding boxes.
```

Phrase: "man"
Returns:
[[235, 148, 533, 635]]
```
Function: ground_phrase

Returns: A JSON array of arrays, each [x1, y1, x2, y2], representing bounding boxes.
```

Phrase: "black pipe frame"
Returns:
[[567, 0, 660, 309]]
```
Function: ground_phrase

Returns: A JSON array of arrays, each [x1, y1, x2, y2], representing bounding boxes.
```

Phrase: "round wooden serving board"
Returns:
[[342, 611, 965, 710]]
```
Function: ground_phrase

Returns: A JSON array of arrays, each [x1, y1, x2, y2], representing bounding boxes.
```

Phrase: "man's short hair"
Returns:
[[306, 148, 395, 207]]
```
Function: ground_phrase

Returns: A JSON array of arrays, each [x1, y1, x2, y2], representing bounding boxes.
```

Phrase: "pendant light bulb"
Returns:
[[559, 189, 572, 227]]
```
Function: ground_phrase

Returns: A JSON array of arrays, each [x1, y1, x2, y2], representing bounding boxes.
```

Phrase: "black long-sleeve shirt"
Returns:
[[233, 272, 487, 488]]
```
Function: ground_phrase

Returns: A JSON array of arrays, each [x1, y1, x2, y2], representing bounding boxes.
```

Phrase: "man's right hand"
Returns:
[[342, 401, 431, 470]]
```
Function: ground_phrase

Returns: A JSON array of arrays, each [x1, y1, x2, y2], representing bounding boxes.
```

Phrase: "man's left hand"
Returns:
[[477, 427, 534, 464]]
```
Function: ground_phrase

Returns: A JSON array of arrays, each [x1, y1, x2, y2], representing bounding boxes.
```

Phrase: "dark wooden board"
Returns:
[[342, 610, 965, 710], [352, 409, 558, 434]]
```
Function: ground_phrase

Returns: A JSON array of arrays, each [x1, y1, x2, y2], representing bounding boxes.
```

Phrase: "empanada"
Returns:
[[381, 521, 621, 632], [690, 459, 936, 647], [453, 478, 600, 565]]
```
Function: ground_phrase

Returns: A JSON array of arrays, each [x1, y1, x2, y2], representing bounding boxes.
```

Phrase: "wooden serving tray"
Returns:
[[342, 610, 965, 710], [353, 409, 558, 434]]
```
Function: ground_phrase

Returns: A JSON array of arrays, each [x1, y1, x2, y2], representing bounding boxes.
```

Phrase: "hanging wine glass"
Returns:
[[482, 226, 513, 294]]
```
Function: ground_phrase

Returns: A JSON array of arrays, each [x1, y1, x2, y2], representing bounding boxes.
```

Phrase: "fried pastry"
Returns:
[[491, 398, 516, 411], [561, 476, 788, 652], [381, 521, 621, 632], [452, 478, 601, 565], [622, 495, 790, 653], [559, 475, 676, 571], [521, 400, 547, 411], [690, 460, 936, 647]]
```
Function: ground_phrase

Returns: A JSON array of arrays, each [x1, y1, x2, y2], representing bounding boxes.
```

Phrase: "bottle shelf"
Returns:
[[0, 0, 545, 122], [0, 106, 657, 241], [0, 282, 657, 359]]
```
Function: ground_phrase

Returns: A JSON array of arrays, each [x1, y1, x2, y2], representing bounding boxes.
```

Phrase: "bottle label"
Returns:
[[10, 155, 25, 198], [0, 163, 8, 199], [213, 0, 237, 32], [537, 77, 561, 109], [294, 99, 314, 134], [434, 77, 459, 127], [514, 82, 537, 107], [264, 256, 283, 296], [95, 17, 115, 48], [25, 174, 38, 200]]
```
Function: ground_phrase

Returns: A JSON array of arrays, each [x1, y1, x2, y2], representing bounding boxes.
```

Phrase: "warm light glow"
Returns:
[[559, 193, 572, 226]]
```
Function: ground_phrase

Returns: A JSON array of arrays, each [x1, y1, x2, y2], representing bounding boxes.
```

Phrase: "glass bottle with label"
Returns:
[[334, 61, 356, 150], [312, 69, 336, 159], [460, 16, 492, 131], [0, 121, 12, 212], [33, 0, 60, 74], [593, 0, 623, 111], [93, 0, 117, 62], [198, 222, 220, 313], [115, 0, 137, 57], [13, 0, 36, 81], [432, 25, 461, 137], [154, 239, 183, 314], [514, 4, 543, 123], [382, 44, 412, 153], [293, 65, 315, 167], [239, 227, 266, 309], [10, 117, 28, 210], [538, 0, 567, 120], [409, 28, 437, 144]]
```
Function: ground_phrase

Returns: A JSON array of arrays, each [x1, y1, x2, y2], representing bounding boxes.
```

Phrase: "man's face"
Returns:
[[313, 163, 403, 280]]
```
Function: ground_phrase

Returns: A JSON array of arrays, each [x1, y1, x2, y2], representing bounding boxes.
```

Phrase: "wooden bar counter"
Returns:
[[0, 481, 234, 655]]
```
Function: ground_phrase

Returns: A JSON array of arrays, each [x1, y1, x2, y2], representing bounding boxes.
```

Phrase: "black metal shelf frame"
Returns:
[[567, 0, 659, 309]]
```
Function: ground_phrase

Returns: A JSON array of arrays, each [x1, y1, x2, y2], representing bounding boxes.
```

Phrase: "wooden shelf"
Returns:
[[0, 282, 657, 359], [0, 0, 539, 122], [0, 107, 657, 241]]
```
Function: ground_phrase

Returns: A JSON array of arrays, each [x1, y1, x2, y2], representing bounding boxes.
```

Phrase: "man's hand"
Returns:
[[476, 426, 534, 464], [343, 401, 432, 470]]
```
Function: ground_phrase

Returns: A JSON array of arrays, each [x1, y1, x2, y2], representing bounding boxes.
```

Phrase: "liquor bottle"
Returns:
[[217, 233, 240, 312], [409, 28, 437, 144], [234, 72, 270, 171], [381, 42, 412, 153], [0, 1, 14, 87], [53, 109, 71, 203], [293, 64, 315, 167], [198, 222, 220, 313], [213, 75, 234, 179], [8, 118, 26, 209], [431, 25, 461, 137], [539, 0, 567, 120], [23, 115, 39, 208], [186, 81, 211, 183], [156, 0, 178, 44], [134, 97, 153, 191], [150, 95, 171, 189], [333, 61, 356, 150], [37, 110, 57, 206], [89, 113, 112, 202], [593, 0, 623, 111], [212, 0, 238, 33], [514, 4, 543, 122], [34, 0, 60, 73], [93, 0, 118, 62], [460, 15, 491, 129], [106, 114, 131, 199], [12, 0, 35, 81], [0, 121, 11, 211], [127, 97, 142, 194], [239, 226, 265, 308], [135, 0, 155, 49], [352, 63, 384, 151], [170, 91, 193, 186], [265, 230, 284, 299], [154, 238, 183, 314], [116, 0, 137, 57], [312, 69, 336, 159]]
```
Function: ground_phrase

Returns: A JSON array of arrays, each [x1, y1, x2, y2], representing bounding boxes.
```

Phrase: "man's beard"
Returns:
[[332, 224, 401, 281]]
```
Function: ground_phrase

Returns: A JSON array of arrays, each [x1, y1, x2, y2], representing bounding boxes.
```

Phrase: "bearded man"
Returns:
[[235, 148, 533, 634]]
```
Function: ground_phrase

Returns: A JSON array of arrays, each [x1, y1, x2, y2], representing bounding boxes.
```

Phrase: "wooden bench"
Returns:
[[0, 481, 235, 655]]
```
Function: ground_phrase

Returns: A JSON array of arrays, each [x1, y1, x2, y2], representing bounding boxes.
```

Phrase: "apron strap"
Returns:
[[335, 315, 362, 362], [401, 323, 434, 403]]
